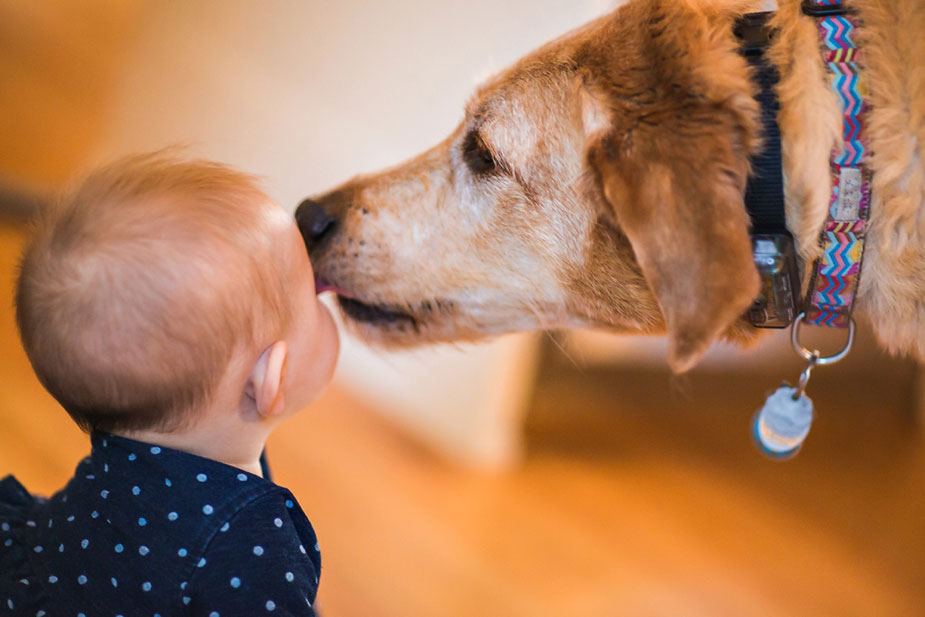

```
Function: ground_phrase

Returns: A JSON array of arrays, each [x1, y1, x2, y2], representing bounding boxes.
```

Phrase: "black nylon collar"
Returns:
[[735, 11, 788, 235]]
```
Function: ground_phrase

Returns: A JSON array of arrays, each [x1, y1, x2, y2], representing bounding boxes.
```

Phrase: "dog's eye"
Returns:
[[462, 130, 498, 175]]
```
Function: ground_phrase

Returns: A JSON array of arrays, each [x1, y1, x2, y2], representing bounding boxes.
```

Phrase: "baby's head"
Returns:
[[15, 153, 339, 438]]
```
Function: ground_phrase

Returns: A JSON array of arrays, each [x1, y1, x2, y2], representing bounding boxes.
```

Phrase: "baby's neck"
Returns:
[[118, 415, 269, 478]]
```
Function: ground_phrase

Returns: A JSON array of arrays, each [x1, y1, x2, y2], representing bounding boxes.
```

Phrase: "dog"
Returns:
[[296, 0, 924, 373]]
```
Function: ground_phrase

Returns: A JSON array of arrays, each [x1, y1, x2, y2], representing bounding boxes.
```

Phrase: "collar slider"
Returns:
[[801, 0, 847, 17], [734, 12, 775, 56]]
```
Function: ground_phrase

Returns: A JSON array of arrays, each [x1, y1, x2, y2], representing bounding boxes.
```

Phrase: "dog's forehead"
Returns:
[[468, 69, 580, 169], [463, 1, 615, 125]]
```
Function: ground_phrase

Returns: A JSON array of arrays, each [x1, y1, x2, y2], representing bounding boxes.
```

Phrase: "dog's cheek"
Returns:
[[561, 218, 664, 332]]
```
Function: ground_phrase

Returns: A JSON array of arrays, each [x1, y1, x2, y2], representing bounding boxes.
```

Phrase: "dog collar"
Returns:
[[735, 4, 873, 332], [736, 12, 802, 329], [800, 0, 872, 329], [750, 0, 873, 460]]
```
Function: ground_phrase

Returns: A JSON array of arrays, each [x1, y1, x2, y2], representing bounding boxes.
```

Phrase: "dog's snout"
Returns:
[[295, 198, 338, 252]]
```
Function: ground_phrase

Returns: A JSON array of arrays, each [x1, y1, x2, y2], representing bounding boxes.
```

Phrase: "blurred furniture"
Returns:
[[0, 182, 46, 220]]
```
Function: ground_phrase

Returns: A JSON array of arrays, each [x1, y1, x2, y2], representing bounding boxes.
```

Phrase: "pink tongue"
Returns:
[[314, 277, 343, 296]]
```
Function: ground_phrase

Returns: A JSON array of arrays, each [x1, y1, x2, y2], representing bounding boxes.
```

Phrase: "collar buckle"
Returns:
[[734, 12, 775, 56]]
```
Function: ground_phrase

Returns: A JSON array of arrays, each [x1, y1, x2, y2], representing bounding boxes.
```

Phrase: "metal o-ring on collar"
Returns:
[[790, 311, 856, 366]]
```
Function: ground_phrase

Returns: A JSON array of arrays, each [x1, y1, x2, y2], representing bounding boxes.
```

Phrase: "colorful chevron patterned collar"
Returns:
[[801, 0, 872, 329], [747, 0, 872, 461]]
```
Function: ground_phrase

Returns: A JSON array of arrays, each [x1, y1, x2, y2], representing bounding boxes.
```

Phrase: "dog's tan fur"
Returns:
[[303, 0, 924, 371]]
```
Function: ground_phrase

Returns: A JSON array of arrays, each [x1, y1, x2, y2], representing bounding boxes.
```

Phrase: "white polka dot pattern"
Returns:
[[1, 432, 320, 615]]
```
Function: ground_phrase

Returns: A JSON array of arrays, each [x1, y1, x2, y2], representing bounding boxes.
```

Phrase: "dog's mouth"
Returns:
[[316, 276, 425, 329], [337, 296, 418, 328]]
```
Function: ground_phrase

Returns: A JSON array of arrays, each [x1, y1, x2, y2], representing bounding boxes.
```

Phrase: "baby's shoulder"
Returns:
[[188, 489, 321, 613], [213, 488, 318, 557]]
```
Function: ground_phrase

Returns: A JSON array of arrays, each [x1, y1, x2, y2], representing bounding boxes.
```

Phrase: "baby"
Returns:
[[0, 153, 339, 615]]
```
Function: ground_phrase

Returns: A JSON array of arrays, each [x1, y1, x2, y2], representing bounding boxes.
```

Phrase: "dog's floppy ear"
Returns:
[[579, 0, 764, 372], [587, 112, 760, 372]]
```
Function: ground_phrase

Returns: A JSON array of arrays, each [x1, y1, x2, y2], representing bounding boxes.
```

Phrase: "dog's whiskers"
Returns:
[[543, 330, 579, 368], [519, 297, 580, 367]]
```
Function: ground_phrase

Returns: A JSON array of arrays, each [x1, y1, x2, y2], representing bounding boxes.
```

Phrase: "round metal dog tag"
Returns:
[[752, 385, 814, 460]]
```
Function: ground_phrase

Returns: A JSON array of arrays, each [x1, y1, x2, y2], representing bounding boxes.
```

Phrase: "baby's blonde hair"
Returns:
[[15, 152, 293, 434]]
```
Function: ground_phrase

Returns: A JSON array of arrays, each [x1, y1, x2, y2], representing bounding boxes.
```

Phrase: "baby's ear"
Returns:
[[587, 120, 759, 373], [250, 341, 288, 417]]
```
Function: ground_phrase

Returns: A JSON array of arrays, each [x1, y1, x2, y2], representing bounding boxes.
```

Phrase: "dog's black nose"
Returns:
[[295, 198, 338, 251]]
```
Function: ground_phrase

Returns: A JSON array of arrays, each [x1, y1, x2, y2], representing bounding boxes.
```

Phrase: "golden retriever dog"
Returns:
[[296, 0, 924, 372]]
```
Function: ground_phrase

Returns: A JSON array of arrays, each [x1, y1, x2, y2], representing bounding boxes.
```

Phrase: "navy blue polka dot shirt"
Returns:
[[0, 432, 320, 616]]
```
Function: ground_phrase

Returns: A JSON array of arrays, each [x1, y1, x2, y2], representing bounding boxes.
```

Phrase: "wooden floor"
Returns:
[[2, 219, 923, 616]]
